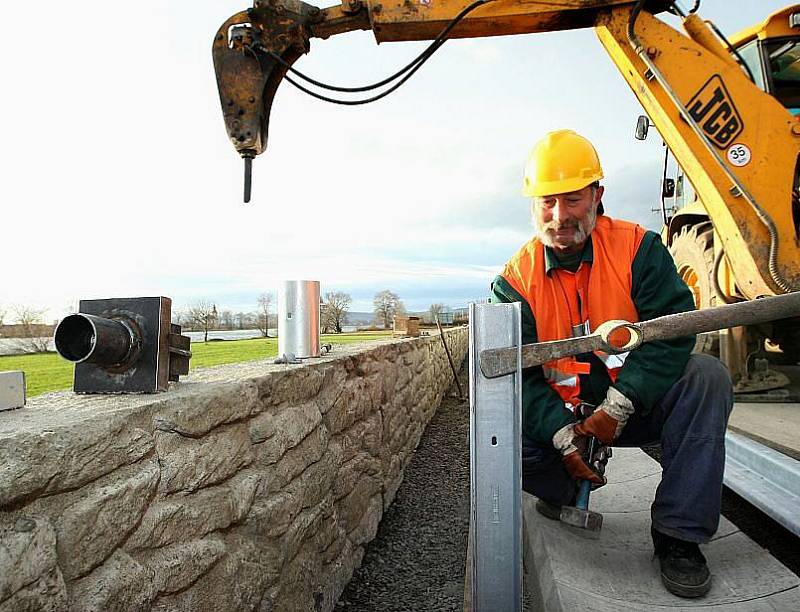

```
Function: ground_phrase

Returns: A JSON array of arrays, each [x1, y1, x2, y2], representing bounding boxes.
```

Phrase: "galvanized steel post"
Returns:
[[468, 302, 522, 611]]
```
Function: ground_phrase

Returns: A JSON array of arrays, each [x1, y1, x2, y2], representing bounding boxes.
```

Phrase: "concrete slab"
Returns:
[[729, 401, 800, 460], [523, 448, 800, 611]]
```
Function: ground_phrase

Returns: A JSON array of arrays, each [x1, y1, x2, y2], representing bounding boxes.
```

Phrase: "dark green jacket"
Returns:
[[490, 229, 696, 446]]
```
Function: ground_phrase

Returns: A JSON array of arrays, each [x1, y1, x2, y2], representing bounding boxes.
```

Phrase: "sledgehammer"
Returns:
[[560, 435, 604, 533]]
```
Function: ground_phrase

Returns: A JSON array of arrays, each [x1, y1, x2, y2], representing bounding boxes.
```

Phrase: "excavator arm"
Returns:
[[213, 0, 800, 297], [212, 0, 669, 161]]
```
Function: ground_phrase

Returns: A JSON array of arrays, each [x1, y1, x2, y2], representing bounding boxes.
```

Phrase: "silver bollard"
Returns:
[[278, 280, 321, 360]]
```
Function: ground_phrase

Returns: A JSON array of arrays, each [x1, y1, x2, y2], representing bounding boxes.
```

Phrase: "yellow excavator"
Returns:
[[212, 0, 800, 387]]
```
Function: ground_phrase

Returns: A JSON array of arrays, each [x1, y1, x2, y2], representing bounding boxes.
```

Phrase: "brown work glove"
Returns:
[[552, 424, 605, 485], [574, 387, 634, 445]]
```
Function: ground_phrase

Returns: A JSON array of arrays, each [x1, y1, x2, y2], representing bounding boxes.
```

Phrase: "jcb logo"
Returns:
[[687, 76, 743, 148]]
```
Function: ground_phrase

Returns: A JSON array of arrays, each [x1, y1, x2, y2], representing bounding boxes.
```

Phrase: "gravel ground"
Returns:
[[336, 368, 471, 612]]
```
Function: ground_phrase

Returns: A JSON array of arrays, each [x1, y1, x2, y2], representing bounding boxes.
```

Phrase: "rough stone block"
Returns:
[[0, 516, 66, 608], [254, 402, 322, 465], [0, 423, 153, 508], [394, 364, 413, 393], [126, 470, 260, 551], [156, 422, 253, 494], [275, 540, 323, 612], [315, 539, 361, 612], [273, 424, 330, 488], [68, 550, 157, 612], [257, 368, 324, 407], [324, 379, 376, 436], [315, 499, 345, 564], [283, 503, 325, 563], [383, 461, 404, 511], [246, 489, 303, 539], [333, 453, 382, 502], [316, 365, 347, 414], [56, 459, 159, 580], [287, 447, 340, 510], [361, 411, 383, 456], [332, 411, 382, 463], [0, 566, 67, 612], [348, 494, 382, 547], [140, 538, 226, 595], [151, 535, 281, 612], [248, 412, 276, 444], [335, 473, 382, 535], [153, 382, 259, 436]]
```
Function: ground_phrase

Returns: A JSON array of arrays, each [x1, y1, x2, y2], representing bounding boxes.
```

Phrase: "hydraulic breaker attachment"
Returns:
[[212, 1, 369, 201], [213, 2, 314, 201]]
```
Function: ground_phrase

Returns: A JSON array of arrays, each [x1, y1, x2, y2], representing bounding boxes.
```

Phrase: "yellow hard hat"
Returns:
[[522, 129, 604, 197]]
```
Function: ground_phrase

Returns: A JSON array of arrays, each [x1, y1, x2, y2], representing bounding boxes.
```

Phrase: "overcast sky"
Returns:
[[0, 1, 791, 320]]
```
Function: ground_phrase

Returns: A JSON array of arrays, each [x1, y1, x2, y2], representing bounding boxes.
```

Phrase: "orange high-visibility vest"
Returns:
[[501, 215, 646, 408]]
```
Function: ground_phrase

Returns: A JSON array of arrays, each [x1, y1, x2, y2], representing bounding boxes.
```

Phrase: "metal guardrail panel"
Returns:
[[724, 431, 800, 537], [468, 302, 522, 612]]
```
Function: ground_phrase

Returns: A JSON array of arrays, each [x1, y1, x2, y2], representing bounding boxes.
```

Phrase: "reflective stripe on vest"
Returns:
[[500, 215, 645, 405]]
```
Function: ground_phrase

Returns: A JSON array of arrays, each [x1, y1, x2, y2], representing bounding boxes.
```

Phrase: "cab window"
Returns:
[[766, 37, 800, 112], [737, 40, 766, 90]]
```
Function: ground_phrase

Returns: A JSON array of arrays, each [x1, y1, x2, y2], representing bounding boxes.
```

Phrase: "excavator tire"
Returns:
[[668, 222, 719, 356]]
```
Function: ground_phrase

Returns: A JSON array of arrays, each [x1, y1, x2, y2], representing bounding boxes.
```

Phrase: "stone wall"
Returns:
[[0, 328, 468, 612]]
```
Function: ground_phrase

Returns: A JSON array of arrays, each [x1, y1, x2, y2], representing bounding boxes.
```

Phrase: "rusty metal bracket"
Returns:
[[168, 323, 191, 382], [54, 297, 192, 394]]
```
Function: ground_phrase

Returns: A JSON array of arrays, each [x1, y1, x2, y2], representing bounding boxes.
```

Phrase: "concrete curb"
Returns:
[[522, 448, 800, 610]]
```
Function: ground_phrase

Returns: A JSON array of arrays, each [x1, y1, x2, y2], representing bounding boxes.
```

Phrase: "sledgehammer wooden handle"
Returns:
[[479, 291, 800, 379]]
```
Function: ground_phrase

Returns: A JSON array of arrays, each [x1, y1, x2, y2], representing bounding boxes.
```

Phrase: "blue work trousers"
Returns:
[[522, 354, 734, 543]]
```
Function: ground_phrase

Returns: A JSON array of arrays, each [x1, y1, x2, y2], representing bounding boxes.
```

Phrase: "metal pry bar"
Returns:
[[480, 291, 800, 379]]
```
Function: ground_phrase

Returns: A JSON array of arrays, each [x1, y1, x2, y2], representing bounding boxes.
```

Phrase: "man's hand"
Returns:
[[552, 424, 605, 485], [574, 387, 634, 445]]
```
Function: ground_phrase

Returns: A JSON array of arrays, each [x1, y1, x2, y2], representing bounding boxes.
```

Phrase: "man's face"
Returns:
[[533, 185, 603, 254]]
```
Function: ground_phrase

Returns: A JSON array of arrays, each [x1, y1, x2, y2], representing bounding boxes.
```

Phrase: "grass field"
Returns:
[[0, 331, 391, 398]]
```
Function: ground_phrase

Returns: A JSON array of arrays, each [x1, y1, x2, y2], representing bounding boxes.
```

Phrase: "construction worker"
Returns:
[[491, 129, 734, 599]]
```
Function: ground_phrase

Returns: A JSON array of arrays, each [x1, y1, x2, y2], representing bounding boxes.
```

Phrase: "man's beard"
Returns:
[[537, 206, 598, 250]]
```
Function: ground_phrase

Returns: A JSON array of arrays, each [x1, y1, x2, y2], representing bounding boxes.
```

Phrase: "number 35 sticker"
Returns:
[[727, 143, 751, 167]]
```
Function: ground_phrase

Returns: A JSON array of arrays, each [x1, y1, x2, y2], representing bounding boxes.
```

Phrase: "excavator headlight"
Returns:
[[790, 12, 800, 29]]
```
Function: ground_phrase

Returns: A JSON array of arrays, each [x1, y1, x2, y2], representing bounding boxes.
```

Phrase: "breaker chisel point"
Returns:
[[244, 155, 253, 203]]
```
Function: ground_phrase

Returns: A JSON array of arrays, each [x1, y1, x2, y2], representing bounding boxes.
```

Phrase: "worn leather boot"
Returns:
[[652, 528, 712, 598]]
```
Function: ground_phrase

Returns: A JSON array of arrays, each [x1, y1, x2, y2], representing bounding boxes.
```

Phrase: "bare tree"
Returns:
[[373, 290, 404, 329], [0, 305, 6, 328], [256, 293, 274, 338], [220, 309, 234, 330], [235, 312, 247, 330], [429, 303, 446, 323], [185, 300, 216, 342], [12, 305, 50, 353], [321, 291, 352, 334]]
